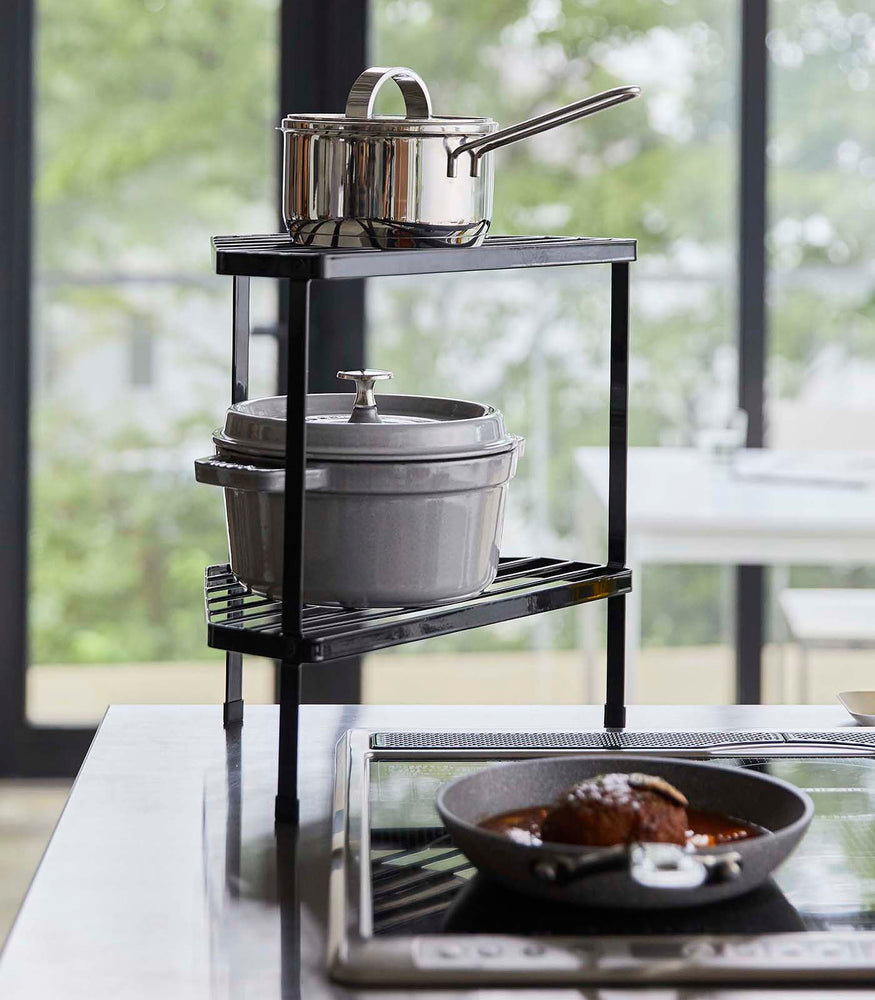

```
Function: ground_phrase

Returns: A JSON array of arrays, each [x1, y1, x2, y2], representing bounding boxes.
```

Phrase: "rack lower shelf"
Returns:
[[205, 557, 631, 662]]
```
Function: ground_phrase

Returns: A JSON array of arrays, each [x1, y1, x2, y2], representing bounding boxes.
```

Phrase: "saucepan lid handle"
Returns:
[[345, 66, 433, 120]]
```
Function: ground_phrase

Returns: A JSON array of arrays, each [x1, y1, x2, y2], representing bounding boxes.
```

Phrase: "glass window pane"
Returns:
[[765, 0, 875, 702], [29, 0, 280, 723], [367, 0, 738, 704], [768, 0, 875, 441]]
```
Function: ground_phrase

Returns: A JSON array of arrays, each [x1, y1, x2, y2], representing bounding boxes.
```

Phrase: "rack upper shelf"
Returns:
[[211, 234, 637, 280]]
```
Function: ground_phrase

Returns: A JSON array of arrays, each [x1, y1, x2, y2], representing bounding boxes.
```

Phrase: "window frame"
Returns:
[[0, 0, 768, 777]]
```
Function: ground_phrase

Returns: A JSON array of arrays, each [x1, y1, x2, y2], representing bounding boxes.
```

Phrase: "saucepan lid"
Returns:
[[280, 66, 497, 138], [213, 370, 517, 463]]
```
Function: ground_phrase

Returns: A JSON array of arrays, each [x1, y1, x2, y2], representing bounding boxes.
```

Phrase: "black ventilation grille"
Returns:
[[786, 730, 875, 746], [370, 730, 875, 751], [370, 730, 786, 751]]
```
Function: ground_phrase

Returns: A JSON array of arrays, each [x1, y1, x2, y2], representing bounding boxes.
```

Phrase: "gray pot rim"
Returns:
[[199, 439, 523, 495], [216, 392, 517, 462]]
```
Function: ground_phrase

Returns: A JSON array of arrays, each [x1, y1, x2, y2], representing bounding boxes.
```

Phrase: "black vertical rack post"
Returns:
[[205, 234, 636, 823], [604, 262, 630, 731]]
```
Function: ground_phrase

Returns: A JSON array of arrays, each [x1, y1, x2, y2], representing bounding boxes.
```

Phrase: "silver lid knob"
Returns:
[[336, 369, 393, 424]]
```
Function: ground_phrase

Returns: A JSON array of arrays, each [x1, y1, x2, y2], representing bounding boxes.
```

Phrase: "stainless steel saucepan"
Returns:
[[281, 66, 640, 249], [436, 755, 813, 910]]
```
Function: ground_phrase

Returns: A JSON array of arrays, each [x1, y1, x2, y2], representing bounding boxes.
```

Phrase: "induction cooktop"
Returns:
[[328, 728, 875, 987]]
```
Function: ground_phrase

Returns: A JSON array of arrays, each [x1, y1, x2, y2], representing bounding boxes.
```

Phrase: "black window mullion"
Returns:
[[0, 0, 34, 773], [277, 0, 368, 396], [276, 0, 367, 704], [736, 0, 770, 704]]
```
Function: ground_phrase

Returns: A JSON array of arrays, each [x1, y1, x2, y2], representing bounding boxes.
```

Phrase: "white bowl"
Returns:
[[838, 691, 875, 726]]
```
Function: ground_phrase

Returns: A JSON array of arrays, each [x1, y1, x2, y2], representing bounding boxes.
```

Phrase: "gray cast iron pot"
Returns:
[[195, 374, 525, 607], [195, 448, 521, 606]]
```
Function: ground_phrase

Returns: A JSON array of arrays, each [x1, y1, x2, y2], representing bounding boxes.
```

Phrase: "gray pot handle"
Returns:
[[532, 843, 742, 890], [345, 66, 433, 120], [194, 456, 328, 493]]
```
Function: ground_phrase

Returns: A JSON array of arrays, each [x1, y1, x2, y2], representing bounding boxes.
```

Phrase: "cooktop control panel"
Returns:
[[412, 934, 875, 978]]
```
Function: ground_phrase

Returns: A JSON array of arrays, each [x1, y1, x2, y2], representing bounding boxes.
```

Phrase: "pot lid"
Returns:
[[214, 370, 517, 462], [280, 66, 497, 138]]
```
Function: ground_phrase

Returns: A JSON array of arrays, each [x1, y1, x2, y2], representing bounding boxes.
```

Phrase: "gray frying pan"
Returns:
[[435, 755, 813, 910]]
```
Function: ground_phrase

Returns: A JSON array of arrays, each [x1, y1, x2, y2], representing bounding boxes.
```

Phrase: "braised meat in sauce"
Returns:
[[479, 772, 762, 849], [542, 772, 688, 846]]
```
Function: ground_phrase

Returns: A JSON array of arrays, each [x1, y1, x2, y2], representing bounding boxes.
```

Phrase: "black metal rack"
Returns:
[[206, 233, 635, 823]]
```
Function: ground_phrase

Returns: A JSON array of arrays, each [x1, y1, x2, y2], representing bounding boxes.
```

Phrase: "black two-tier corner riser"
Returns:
[[206, 233, 636, 823]]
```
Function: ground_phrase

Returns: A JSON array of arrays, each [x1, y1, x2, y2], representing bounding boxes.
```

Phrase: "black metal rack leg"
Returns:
[[223, 652, 244, 728], [223, 276, 251, 730], [604, 596, 627, 729], [603, 261, 630, 730], [276, 278, 311, 823], [276, 659, 302, 824]]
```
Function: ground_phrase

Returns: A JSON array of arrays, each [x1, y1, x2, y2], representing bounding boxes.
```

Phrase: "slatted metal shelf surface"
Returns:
[[205, 556, 631, 662], [211, 233, 637, 280]]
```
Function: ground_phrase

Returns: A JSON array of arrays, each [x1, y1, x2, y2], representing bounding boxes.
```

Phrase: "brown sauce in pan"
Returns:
[[683, 808, 764, 848], [479, 805, 763, 849]]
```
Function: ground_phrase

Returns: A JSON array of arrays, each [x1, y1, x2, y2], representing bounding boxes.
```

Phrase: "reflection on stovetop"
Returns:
[[444, 876, 805, 936], [369, 755, 875, 938]]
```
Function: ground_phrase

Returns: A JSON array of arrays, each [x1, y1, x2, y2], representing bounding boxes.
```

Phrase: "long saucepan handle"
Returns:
[[532, 842, 743, 891], [447, 85, 641, 178]]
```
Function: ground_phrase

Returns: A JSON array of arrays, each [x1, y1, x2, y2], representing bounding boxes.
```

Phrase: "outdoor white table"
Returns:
[[575, 447, 875, 697]]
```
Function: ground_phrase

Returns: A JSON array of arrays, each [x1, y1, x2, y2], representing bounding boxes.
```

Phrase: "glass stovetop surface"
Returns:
[[368, 756, 875, 938]]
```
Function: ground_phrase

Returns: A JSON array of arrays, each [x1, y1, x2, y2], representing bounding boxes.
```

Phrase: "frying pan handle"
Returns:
[[531, 844, 629, 885], [629, 844, 743, 890], [447, 85, 641, 178], [531, 843, 743, 890]]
